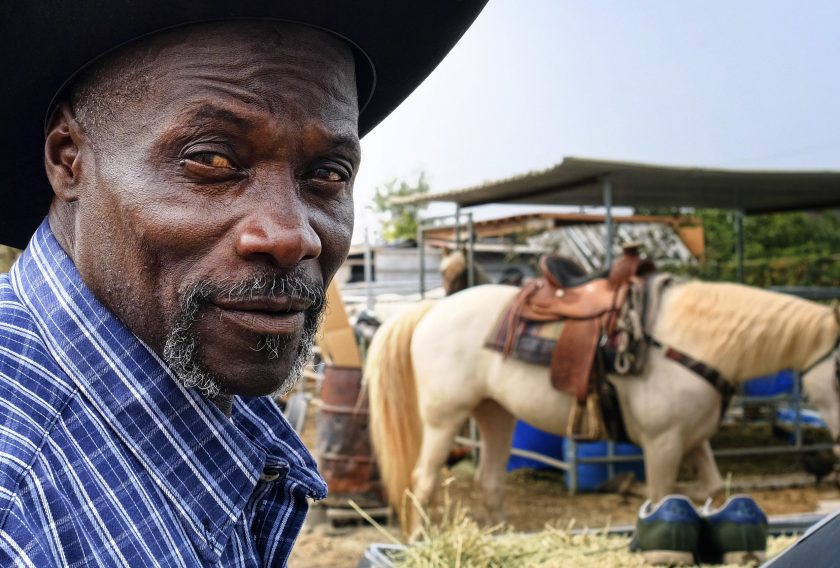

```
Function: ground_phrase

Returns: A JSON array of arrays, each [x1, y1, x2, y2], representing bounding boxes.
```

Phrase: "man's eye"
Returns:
[[312, 168, 345, 182], [187, 152, 234, 169]]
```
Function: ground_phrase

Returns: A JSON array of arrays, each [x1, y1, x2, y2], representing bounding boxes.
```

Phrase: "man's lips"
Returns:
[[209, 296, 310, 335]]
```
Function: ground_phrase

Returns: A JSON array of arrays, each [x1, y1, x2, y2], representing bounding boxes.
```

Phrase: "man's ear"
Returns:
[[44, 102, 88, 202]]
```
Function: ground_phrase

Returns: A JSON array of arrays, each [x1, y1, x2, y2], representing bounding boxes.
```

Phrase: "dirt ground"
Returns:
[[289, 398, 840, 568], [289, 461, 840, 568]]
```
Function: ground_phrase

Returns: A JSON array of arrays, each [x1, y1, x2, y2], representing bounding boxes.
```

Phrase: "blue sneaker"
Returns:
[[699, 495, 768, 565], [632, 495, 701, 565]]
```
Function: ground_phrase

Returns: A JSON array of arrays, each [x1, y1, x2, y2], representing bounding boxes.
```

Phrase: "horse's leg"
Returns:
[[616, 350, 722, 504], [408, 417, 467, 535], [472, 399, 516, 525], [640, 431, 685, 503], [682, 440, 723, 500]]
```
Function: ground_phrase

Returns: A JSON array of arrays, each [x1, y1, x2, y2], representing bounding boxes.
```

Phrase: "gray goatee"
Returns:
[[162, 269, 325, 400]]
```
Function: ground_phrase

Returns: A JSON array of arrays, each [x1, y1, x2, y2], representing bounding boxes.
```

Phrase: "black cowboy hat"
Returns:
[[0, 1, 488, 249]]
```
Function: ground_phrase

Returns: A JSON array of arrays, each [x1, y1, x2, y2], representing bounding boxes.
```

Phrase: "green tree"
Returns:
[[372, 172, 430, 242], [638, 207, 840, 286]]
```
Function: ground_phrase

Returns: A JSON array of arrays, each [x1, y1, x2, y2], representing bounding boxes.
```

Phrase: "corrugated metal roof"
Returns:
[[395, 157, 840, 212], [529, 222, 695, 272]]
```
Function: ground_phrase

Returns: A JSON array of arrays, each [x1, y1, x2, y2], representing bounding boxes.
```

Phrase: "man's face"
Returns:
[[64, 22, 358, 400]]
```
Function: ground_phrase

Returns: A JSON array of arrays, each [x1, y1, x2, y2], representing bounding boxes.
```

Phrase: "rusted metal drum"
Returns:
[[316, 365, 385, 508]]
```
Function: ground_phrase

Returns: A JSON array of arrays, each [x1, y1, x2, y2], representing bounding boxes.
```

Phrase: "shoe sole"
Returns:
[[641, 550, 695, 565], [722, 551, 766, 565]]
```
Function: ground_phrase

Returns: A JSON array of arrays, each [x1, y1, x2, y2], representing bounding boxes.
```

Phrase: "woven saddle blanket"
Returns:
[[484, 303, 566, 366]]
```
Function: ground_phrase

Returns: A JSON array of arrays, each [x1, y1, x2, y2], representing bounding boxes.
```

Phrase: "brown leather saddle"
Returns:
[[504, 244, 654, 405]]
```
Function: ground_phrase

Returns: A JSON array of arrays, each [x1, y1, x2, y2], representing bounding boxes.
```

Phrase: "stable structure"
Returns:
[[397, 157, 840, 211], [399, 156, 840, 275], [421, 210, 701, 277]]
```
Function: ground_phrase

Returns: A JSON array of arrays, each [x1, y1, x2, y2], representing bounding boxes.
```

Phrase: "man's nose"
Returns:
[[234, 197, 321, 268]]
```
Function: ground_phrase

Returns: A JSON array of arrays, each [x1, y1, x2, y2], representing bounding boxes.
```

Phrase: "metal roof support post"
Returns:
[[601, 176, 614, 268], [735, 211, 745, 283], [466, 212, 476, 288], [418, 222, 426, 299], [454, 204, 462, 249]]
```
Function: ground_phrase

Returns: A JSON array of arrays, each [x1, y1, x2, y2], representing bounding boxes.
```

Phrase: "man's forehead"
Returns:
[[76, 21, 359, 142], [107, 21, 356, 104]]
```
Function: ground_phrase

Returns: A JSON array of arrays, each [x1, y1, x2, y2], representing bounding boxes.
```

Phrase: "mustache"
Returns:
[[163, 268, 324, 400], [180, 268, 326, 316]]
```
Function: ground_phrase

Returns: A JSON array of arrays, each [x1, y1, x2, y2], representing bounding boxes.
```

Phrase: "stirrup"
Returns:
[[566, 394, 606, 441]]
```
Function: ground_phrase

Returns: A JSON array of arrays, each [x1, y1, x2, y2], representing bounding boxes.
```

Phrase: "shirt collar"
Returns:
[[10, 220, 326, 562]]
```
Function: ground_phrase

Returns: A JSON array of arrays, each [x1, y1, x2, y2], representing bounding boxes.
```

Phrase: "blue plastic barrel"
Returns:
[[507, 420, 646, 492], [563, 440, 645, 491], [507, 420, 564, 472], [743, 370, 795, 397]]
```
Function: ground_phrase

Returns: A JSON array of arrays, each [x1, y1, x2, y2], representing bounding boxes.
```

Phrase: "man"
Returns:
[[0, 2, 486, 565]]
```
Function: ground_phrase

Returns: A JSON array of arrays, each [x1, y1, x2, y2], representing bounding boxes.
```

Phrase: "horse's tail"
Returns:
[[365, 301, 436, 517]]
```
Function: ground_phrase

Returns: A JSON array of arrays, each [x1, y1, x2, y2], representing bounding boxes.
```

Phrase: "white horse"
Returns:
[[365, 276, 840, 530]]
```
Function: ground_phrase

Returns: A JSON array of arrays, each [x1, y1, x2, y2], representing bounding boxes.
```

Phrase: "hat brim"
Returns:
[[0, 1, 487, 248]]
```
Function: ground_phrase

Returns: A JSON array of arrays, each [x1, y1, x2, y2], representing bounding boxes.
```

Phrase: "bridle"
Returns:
[[834, 304, 840, 400], [832, 303, 840, 393], [795, 304, 840, 446], [831, 304, 840, 445]]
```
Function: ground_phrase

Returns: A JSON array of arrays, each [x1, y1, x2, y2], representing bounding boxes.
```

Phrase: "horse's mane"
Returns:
[[653, 279, 838, 381]]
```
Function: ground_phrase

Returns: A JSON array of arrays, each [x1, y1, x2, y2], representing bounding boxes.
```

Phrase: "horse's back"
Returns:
[[411, 285, 517, 370], [417, 284, 518, 338]]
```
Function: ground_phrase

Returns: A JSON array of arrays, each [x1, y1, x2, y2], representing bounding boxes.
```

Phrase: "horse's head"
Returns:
[[802, 305, 840, 457]]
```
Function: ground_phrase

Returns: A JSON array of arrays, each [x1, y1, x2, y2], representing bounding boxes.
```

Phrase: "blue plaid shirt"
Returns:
[[0, 220, 326, 567]]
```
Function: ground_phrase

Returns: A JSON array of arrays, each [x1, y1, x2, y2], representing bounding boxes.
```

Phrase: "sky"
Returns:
[[352, 0, 840, 242]]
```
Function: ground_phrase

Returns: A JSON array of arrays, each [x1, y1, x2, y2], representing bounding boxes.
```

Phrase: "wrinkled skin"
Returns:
[[43, 22, 359, 414]]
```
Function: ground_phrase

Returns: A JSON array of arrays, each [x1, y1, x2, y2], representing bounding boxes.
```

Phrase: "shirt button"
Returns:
[[260, 463, 289, 483]]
